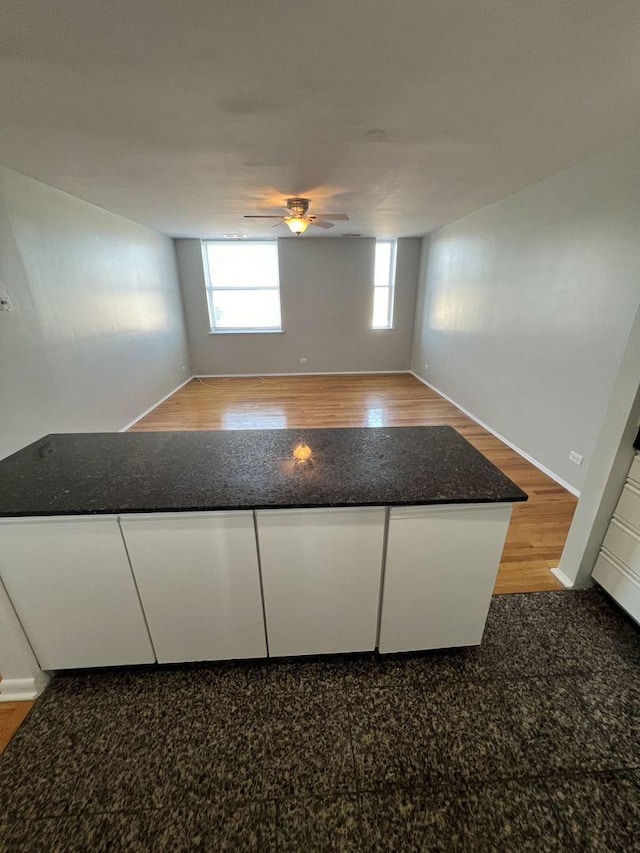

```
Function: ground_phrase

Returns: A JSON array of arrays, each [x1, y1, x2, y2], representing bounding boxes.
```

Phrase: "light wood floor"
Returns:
[[131, 373, 577, 595], [0, 701, 34, 756]]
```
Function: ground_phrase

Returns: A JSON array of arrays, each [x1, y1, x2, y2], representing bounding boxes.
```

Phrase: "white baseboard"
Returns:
[[550, 567, 576, 589], [409, 371, 581, 498], [195, 370, 411, 378], [0, 672, 49, 702], [120, 375, 193, 431]]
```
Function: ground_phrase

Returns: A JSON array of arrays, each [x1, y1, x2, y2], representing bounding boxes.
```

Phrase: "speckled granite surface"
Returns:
[[0, 426, 526, 517], [0, 588, 638, 850]]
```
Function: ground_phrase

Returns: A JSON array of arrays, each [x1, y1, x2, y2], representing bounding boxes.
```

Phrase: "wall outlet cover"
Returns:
[[569, 451, 584, 466]]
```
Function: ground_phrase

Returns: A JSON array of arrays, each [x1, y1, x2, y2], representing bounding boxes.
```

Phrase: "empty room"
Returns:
[[1, 1, 639, 849]]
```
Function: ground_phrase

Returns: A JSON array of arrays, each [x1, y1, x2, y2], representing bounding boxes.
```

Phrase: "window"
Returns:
[[203, 241, 282, 333], [372, 240, 396, 329]]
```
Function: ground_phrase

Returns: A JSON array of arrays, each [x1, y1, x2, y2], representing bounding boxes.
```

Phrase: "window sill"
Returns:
[[209, 329, 284, 335]]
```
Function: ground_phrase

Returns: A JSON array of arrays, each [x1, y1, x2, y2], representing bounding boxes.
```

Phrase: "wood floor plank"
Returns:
[[0, 701, 34, 755], [131, 373, 576, 594]]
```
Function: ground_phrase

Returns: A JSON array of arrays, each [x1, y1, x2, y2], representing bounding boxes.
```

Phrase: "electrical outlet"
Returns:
[[0, 295, 12, 312], [569, 451, 584, 466], [300, 357, 308, 363], [424, 363, 429, 371]]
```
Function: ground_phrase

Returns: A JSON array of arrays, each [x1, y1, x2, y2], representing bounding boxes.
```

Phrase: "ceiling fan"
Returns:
[[244, 198, 349, 235]]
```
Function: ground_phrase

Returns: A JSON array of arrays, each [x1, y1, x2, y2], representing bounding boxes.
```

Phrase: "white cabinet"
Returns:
[[593, 551, 640, 622], [613, 483, 640, 531], [256, 507, 385, 657], [0, 517, 155, 670], [120, 512, 267, 663], [593, 453, 640, 623], [0, 500, 519, 671], [602, 518, 640, 579], [379, 504, 512, 653]]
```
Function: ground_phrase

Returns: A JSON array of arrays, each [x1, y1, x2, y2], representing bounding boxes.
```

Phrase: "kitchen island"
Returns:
[[0, 426, 526, 681]]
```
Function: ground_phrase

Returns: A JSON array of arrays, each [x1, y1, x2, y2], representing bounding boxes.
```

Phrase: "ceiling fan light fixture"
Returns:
[[286, 216, 310, 235]]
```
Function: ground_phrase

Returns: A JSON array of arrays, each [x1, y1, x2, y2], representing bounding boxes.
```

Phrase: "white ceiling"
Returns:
[[1, 0, 639, 238]]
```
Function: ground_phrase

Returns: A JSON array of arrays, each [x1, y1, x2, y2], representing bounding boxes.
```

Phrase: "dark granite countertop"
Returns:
[[0, 426, 527, 517]]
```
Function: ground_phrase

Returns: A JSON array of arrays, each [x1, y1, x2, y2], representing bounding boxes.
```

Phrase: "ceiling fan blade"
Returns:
[[310, 220, 335, 229], [243, 215, 285, 219], [311, 213, 349, 221]]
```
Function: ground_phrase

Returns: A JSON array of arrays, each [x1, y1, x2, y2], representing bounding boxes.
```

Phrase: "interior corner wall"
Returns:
[[0, 166, 190, 461], [176, 237, 421, 376], [410, 140, 640, 492]]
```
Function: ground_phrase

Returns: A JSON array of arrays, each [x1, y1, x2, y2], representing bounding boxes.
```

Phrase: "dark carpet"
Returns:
[[1, 589, 639, 851]]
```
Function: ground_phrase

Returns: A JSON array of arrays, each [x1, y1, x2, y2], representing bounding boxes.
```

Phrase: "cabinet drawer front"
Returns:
[[614, 484, 640, 533], [629, 456, 640, 488], [593, 551, 640, 624], [602, 519, 640, 580]]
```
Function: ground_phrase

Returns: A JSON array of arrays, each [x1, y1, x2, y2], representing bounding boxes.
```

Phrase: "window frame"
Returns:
[[371, 239, 397, 330], [202, 239, 283, 334]]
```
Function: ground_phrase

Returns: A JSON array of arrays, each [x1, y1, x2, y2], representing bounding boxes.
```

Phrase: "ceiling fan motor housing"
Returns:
[[286, 197, 310, 217]]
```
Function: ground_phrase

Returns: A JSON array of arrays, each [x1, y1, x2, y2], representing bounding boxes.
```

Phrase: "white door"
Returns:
[[379, 504, 512, 653], [0, 517, 155, 669], [120, 512, 267, 663], [256, 507, 385, 657]]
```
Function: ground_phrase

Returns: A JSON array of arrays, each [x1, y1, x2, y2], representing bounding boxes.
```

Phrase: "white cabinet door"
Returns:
[[120, 512, 267, 663], [0, 517, 155, 670], [593, 550, 640, 623], [603, 518, 640, 579], [379, 504, 512, 653], [614, 483, 640, 532], [256, 507, 385, 657]]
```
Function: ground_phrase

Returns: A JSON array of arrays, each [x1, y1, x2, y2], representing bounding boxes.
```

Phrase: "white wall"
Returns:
[[411, 141, 640, 492], [0, 166, 190, 461], [177, 237, 420, 375], [0, 166, 190, 694]]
